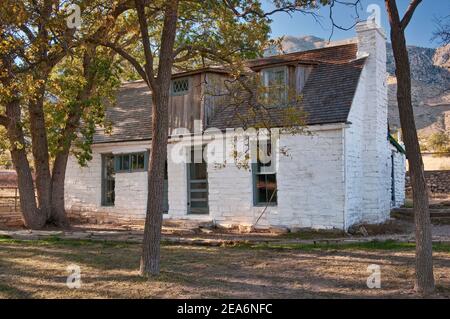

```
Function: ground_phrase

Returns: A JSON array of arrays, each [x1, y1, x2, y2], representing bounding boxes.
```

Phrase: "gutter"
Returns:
[[342, 126, 347, 231], [388, 134, 406, 155]]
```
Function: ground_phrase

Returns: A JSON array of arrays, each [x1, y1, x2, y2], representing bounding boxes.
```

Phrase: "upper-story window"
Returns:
[[262, 66, 287, 107], [171, 77, 190, 95]]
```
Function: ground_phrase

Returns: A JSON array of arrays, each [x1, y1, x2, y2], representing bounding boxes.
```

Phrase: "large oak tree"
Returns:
[[0, 0, 123, 228]]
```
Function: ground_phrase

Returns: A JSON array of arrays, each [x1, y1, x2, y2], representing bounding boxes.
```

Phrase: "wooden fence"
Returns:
[[0, 186, 23, 227]]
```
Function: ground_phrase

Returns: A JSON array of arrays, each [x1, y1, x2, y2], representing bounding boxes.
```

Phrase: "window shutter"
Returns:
[[144, 150, 149, 170], [251, 162, 258, 206]]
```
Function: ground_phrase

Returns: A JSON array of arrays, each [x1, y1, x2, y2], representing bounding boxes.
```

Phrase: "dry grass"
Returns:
[[0, 237, 449, 299]]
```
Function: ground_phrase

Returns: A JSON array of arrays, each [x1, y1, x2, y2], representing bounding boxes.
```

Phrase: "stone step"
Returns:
[[162, 218, 214, 229], [391, 208, 450, 225]]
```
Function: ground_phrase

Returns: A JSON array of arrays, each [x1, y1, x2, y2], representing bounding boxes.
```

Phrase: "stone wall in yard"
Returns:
[[0, 211, 23, 228], [406, 170, 450, 195], [67, 209, 145, 227]]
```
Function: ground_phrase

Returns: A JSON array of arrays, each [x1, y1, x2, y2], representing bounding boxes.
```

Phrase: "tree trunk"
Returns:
[[49, 50, 97, 227], [139, 0, 179, 277], [5, 98, 46, 229], [49, 102, 85, 227], [28, 83, 53, 219], [390, 23, 435, 294], [50, 152, 70, 227], [140, 91, 170, 276]]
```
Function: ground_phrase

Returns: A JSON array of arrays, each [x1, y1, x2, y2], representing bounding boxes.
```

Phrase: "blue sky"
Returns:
[[263, 0, 449, 48]]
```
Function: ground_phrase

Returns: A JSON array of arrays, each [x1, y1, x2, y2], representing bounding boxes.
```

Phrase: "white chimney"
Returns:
[[355, 20, 391, 223]]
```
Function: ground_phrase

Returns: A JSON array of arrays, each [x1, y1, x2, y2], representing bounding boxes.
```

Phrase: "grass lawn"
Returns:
[[0, 236, 449, 299]]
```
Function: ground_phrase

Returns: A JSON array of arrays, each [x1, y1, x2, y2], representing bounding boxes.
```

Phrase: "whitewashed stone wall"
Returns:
[[356, 21, 392, 224], [391, 147, 406, 208], [164, 127, 346, 229], [64, 22, 404, 230], [65, 141, 150, 219], [276, 129, 346, 229], [65, 152, 102, 212], [344, 69, 366, 228]]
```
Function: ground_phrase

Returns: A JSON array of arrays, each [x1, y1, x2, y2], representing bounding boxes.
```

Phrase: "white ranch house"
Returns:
[[65, 21, 406, 231]]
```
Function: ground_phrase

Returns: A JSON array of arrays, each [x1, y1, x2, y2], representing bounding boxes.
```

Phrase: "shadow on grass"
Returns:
[[1, 237, 449, 298]]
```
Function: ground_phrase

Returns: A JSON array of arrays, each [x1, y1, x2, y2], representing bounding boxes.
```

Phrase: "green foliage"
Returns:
[[46, 47, 121, 167], [427, 132, 450, 153], [0, 127, 12, 169]]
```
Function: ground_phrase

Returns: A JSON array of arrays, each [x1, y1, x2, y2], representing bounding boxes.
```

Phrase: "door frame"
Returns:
[[186, 145, 209, 215]]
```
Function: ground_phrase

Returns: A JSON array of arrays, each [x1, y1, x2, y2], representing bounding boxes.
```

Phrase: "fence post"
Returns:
[[14, 187, 17, 212]]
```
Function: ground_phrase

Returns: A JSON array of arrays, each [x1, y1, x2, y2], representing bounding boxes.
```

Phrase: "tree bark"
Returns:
[[49, 52, 96, 227], [140, 91, 170, 276], [5, 98, 45, 229], [386, 0, 434, 295], [50, 100, 85, 227], [139, 0, 179, 277], [28, 80, 53, 219], [50, 152, 70, 227]]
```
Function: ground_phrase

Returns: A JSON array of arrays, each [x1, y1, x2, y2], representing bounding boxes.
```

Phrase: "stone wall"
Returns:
[[64, 126, 348, 230], [67, 209, 145, 226], [391, 148, 406, 207], [65, 140, 150, 220], [355, 21, 391, 225], [165, 128, 347, 229], [0, 211, 23, 228], [406, 170, 450, 195], [0, 187, 23, 228]]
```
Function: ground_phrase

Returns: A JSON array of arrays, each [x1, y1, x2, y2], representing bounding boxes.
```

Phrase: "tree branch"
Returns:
[[328, 0, 361, 41], [385, 0, 402, 29], [134, 0, 157, 89], [98, 41, 149, 85], [222, 0, 318, 19], [401, 0, 423, 31]]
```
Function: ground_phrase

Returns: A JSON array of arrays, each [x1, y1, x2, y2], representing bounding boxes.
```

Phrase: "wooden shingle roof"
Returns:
[[93, 43, 366, 144]]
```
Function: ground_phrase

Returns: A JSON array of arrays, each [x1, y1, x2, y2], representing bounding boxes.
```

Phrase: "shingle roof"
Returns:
[[93, 43, 366, 144], [246, 43, 359, 69], [208, 58, 366, 130], [93, 81, 152, 144]]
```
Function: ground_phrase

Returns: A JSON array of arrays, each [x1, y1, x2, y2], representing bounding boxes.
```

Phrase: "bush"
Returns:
[[427, 132, 450, 153]]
